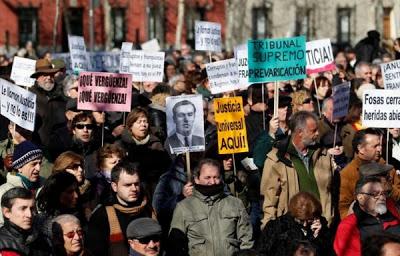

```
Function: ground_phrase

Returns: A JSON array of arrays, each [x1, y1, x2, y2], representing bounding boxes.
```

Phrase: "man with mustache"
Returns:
[[127, 218, 162, 256], [260, 111, 335, 228], [334, 176, 400, 256], [339, 128, 400, 219]]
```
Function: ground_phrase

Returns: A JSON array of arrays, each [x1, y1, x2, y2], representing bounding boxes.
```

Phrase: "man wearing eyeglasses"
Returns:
[[126, 218, 162, 256], [334, 176, 400, 256], [0, 187, 50, 255]]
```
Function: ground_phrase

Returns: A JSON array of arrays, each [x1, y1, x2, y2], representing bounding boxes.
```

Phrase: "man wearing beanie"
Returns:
[[127, 218, 162, 256], [0, 140, 44, 225], [168, 158, 254, 255]]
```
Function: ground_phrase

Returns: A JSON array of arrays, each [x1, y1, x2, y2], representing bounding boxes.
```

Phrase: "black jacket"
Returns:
[[0, 220, 50, 256]]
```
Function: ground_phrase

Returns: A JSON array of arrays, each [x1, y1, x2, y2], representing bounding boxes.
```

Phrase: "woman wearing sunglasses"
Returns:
[[52, 214, 92, 256]]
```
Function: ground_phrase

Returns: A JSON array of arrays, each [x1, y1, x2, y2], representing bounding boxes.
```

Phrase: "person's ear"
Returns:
[[111, 182, 118, 193], [2, 207, 11, 219]]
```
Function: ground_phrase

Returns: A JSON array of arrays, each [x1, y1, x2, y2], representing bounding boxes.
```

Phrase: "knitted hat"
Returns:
[[126, 218, 162, 240], [12, 141, 43, 169]]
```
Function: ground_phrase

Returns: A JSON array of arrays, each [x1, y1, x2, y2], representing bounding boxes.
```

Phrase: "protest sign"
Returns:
[[0, 79, 36, 131], [120, 50, 165, 82], [332, 82, 350, 120], [141, 39, 161, 51], [10, 57, 36, 87], [205, 58, 240, 94], [306, 39, 335, 74], [68, 35, 91, 71], [195, 21, 222, 52], [120, 42, 133, 74], [165, 94, 205, 154], [214, 97, 248, 154], [362, 89, 400, 128], [53, 52, 120, 73], [381, 60, 400, 90], [248, 36, 306, 83], [77, 72, 132, 112], [234, 44, 253, 90]]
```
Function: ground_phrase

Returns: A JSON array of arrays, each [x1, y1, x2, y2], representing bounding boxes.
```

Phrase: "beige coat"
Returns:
[[260, 146, 334, 229]]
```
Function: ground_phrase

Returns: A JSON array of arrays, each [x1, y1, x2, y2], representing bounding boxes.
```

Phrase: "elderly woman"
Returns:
[[116, 107, 170, 194], [258, 192, 332, 256], [63, 75, 79, 99], [52, 214, 92, 256]]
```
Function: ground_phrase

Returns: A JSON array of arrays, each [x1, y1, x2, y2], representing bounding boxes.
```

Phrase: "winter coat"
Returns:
[[260, 137, 334, 228], [334, 199, 400, 256], [258, 214, 333, 256], [168, 189, 254, 256], [339, 156, 400, 219], [0, 220, 50, 256]]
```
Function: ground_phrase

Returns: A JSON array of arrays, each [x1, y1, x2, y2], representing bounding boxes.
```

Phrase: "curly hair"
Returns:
[[288, 192, 322, 221]]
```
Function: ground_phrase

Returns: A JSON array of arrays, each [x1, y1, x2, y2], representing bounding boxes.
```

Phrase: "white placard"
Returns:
[[206, 58, 240, 94], [68, 35, 91, 71], [195, 21, 222, 52], [362, 89, 400, 128], [0, 79, 36, 131], [119, 42, 133, 74], [141, 39, 161, 51], [234, 44, 253, 90], [305, 39, 335, 74], [53, 52, 120, 73], [120, 50, 165, 82], [381, 60, 400, 90], [10, 57, 36, 87], [332, 82, 350, 119], [165, 94, 205, 154]]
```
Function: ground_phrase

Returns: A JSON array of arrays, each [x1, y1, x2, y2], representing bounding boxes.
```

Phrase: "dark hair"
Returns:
[[289, 111, 318, 133], [36, 172, 79, 215], [355, 175, 382, 195], [111, 160, 141, 183], [71, 112, 95, 130], [192, 158, 221, 180], [247, 83, 268, 105], [126, 107, 149, 130], [352, 128, 382, 154], [172, 100, 196, 117], [362, 232, 400, 256], [310, 76, 332, 97], [97, 144, 125, 169], [288, 192, 322, 221], [1, 187, 33, 209], [288, 240, 317, 256]]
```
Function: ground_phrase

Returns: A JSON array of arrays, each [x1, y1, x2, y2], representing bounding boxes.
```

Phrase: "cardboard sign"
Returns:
[[53, 52, 120, 73], [120, 42, 133, 74], [332, 82, 350, 119], [195, 21, 222, 52], [214, 97, 248, 154], [248, 36, 306, 83], [10, 57, 36, 87], [306, 39, 335, 74], [205, 58, 240, 94], [362, 89, 400, 128], [165, 94, 205, 154], [68, 35, 91, 71], [141, 39, 161, 51], [120, 50, 165, 82], [77, 72, 132, 112], [0, 79, 36, 131], [234, 44, 253, 90], [381, 60, 400, 90]]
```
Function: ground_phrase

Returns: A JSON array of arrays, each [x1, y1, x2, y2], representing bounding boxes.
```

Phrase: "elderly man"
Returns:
[[169, 158, 254, 256], [127, 218, 162, 256], [334, 176, 400, 256], [354, 61, 372, 83], [260, 111, 334, 228]]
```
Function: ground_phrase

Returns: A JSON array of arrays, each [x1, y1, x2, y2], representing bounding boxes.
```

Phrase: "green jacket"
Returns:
[[169, 189, 254, 256]]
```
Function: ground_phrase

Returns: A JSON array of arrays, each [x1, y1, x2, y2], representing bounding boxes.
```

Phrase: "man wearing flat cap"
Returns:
[[127, 218, 162, 256], [30, 59, 66, 147]]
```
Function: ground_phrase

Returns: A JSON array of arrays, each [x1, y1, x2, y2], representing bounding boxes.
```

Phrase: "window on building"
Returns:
[[252, 7, 268, 39], [18, 8, 38, 47], [337, 8, 351, 44], [383, 7, 392, 40], [295, 7, 311, 38], [69, 8, 84, 36], [111, 8, 125, 48], [186, 7, 204, 47], [149, 7, 157, 40]]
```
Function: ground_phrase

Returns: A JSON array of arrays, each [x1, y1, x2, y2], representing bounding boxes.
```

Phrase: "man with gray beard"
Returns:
[[334, 176, 400, 256]]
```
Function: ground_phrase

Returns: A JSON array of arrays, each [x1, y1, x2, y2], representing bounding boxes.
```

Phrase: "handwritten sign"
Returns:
[[141, 39, 161, 51], [214, 97, 248, 154], [52, 52, 120, 73], [120, 50, 165, 82], [10, 57, 36, 87], [381, 60, 400, 90], [205, 58, 240, 94], [195, 21, 222, 52], [0, 79, 36, 131], [68, 35, 91, 71], [234, 44, 253, 90], [77, 72, 132, 112], [248, 36, 306, 83], [332, 82, 350, 119], [306, 39, 335, 74]]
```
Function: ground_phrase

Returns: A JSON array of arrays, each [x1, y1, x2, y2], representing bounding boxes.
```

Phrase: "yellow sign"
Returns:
[[214, 97, 248, 154]]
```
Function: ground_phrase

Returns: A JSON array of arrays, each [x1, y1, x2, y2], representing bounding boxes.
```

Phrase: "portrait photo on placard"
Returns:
[[165, 94, 205, 154]]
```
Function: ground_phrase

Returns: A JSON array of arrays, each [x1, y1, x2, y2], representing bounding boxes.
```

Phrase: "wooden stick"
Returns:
[[386, 128, 390, 164], [261, 83, 266, 130], [333, 123, 338, 148], [313, 77, 322, 118], [232, 153, 238, 197], [101, 121, 105, 147], [274, 81, 279, 117], [209, 51, 212, 63], [186, 151, 191, 178]]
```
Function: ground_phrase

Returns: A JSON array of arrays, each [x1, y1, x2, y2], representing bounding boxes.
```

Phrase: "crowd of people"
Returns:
[[0, 31, 400, 255]]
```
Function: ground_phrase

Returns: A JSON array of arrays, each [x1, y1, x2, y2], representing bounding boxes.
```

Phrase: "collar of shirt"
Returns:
[[177, 133, 192, 146]]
